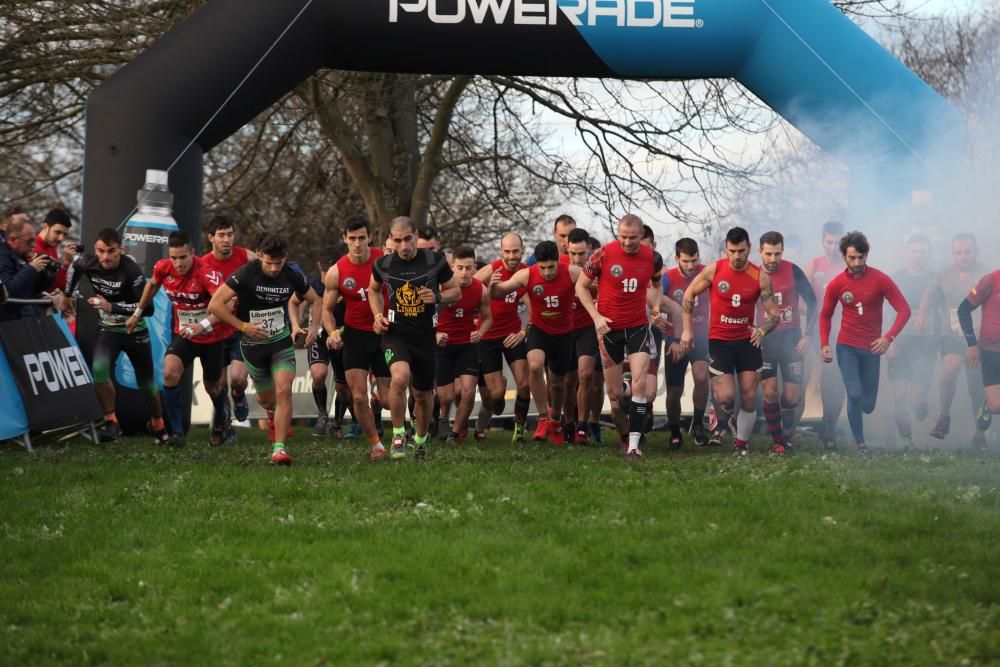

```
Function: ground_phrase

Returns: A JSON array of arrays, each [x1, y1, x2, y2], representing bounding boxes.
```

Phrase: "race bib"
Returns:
[[100, 311, 128, 327], [249, 307, 285, 337], [178, 309, 208, 329]]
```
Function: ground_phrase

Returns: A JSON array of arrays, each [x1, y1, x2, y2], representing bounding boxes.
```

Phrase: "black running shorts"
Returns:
[[382, 331, 436, 391], [526, 326, 573, 376], [166, 335, 225, 384], [759, 328, 804, 383], [436, 343, 481, 385], [708, 338, 763, 376]]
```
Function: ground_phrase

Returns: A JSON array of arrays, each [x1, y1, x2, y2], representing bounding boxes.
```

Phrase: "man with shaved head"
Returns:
[[369, 216, 461, 459], [474, 232, 532, 442], [576, 214, 664, 461]]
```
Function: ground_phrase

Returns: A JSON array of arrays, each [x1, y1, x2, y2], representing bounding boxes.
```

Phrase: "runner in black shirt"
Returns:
[[62, 227, 165, 443], [209, 234, 322, 466], [369, 216, 460, 459]]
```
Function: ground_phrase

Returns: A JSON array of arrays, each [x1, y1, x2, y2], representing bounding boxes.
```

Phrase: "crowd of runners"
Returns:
[[61, 213, 1000, 465]]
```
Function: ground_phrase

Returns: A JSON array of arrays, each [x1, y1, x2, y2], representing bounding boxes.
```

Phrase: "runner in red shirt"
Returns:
[[819, 231, 910, 455], [680, 227, 782, 456], [473, 233, 532, 443], [126, 231, 228, 447], [200, 215, 257, 438], [804, 220, 847, 449], [957, 269, 1000, 440], [756, 231, 818, 453], [492, 240, 582, 446], [320, 215, 390, 460], [576, 214, 663, 461], [663, 238, 711, 447], [436, 246, 492, 445], [565, 228, 601, 445]]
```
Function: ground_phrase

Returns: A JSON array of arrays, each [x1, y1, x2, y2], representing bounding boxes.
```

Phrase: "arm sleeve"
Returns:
[[883, 273, 911, 340], [111, 262, 153, 317], [63, 258, 82, 295], [582, 248, 603, 280], [818, 277, 838, 348], [793, 264, 818, 335], [661, 273, 670, 296], [958, 298, 977, 346]]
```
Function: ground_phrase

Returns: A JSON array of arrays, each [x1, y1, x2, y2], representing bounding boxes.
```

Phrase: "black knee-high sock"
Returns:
[[628, 397, 647, 448], [334, 396, 349, 424], [514, 394, 530, 424], [209, 388, 228, 425], [313, 385, 329, 417], [780, 406, 796, 433]]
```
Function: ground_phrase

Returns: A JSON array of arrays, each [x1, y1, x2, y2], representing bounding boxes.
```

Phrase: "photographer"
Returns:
[[0, 218, 56, 321], [33, 208, 77, 293]]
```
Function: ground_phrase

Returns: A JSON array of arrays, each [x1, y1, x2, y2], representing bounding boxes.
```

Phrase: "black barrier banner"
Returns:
[[0, 315, 104, 432]]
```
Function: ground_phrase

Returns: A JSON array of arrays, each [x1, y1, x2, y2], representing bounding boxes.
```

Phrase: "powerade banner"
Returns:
[[0, 314, 103, 433], [82, 0, 963, 249]]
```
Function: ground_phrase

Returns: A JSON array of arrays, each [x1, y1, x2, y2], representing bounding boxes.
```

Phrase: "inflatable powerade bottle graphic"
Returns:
[[116, 169, 177, 391]]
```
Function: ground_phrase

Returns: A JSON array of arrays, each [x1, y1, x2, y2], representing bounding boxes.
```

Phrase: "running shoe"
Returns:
[[532, 418, 550, 442], [971, 432, 988, 452], [668, 435, 683, 450], [473, 430, 487, 442], [147, 421, 170, 446], [446, 431, 461, 446], [772, 444, 786, 455], [512, 421, 526, 444], [690, 422, 709, 447], [857, 445, 870, 458], [976, 400, 993, 432], [437, 418, 451, 441], [271, 448, 293, 466], [415, 444, 427, 460], [344, 422, 363, 439], [370, 445, 387, 461], [900, 433, 914, 452], [733, 444, 749, 457], [233, 392, 250, 422], [167, 433, 186, 448], [929, 415, 951, 440], [329, 422, 343, 439], [210, 420, 227, 447], [574, 428, 590, 446], [707, 429, 724, 447], [549, 424, 565, 446], [589, 422, 603, 444], [312, 416, 329, 438], [390, 434, 407, 460], [624, 445, 642, 462]]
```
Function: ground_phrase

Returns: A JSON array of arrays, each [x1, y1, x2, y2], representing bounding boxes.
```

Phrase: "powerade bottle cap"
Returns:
[[137, 169, 173, 213]]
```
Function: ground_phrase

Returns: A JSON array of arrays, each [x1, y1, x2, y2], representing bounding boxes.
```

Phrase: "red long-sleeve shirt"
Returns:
[[820, 267, 910, 349]]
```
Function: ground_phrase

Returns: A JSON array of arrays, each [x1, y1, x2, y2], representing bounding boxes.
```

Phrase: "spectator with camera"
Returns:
[[0, 206, 31, 243], [33, 208, 77, 294], [0, 218, 57, 321]]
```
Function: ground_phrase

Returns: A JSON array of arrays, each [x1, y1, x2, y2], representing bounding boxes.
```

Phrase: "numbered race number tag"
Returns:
[[99, 311, 129, 327], [949, 308, 962, 335], [249, 307, 285, 338], [178, 308, 208, 329]]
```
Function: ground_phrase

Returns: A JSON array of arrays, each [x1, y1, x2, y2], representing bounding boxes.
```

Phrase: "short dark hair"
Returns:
[[452, 245, 476, 261], [257, 233, 288, 258], [675, 238, 699, 257], [642, 225, 655, 242], [567, 228, 590, 244], [759, 231, 784, 248], [952, 232, 977, 247], [822, 220, 844, 238], [840, 231, 870, 256], [725, 227, 750, 246], [586, 237, 601, 252], [416, 225, 439, 241], [534, 240, 559, 263], [43, 208, 72, 229], [96, 227, 121, 246], [319, 247, 341, 270], [168, 230, 191, 248], [907, 233, 931, 247], [553, 214, 576, 231], [343, 214, 370, 235], [207, 215, 234, 235]]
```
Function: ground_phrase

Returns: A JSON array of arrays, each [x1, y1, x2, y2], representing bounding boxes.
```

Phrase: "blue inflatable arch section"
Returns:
[[82, 0, 963, 238]]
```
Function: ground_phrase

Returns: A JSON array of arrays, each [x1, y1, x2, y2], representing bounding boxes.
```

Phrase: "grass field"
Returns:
[[2, 426, 999, 666]]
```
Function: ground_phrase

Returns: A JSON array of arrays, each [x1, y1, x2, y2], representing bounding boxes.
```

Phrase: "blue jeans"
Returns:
[[836, 344, 881, 446]]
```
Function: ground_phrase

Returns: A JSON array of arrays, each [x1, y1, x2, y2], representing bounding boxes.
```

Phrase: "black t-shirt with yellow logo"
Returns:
[[371, 249, 453, 339]]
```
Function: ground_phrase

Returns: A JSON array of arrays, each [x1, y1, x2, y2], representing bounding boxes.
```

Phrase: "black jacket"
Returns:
[[0, 242, 56, 321]]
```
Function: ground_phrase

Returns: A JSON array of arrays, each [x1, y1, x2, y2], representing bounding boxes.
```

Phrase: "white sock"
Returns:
[[736, 409, 756, 442]]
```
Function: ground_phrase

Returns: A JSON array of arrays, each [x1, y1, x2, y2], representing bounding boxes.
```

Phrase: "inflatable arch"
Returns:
[[82, 0, 964, 240]]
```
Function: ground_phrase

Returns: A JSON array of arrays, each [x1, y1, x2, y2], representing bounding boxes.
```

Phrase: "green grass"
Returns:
[[2, 427, 999, 666]]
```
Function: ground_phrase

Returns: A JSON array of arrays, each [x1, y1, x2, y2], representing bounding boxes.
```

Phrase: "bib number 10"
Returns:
[[622, 278, 638, 293]]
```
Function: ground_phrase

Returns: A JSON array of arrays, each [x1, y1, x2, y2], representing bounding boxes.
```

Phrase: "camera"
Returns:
[[42, 255, 61, 273]]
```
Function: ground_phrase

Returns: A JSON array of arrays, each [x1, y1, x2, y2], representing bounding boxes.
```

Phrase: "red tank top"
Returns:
[[969, 271, 1000, 351], [153, 257, 228, 344], [201, 246, 250, 338], [485, 259, 527, 340], [666, 265, 708, 338], [437, 279, 484, 345], [709, 259, 761, 341], [337, 248, 384, 331], [756, 260, 800, 332], [527, 263, 575, 335], [584, 241, 656, 329]]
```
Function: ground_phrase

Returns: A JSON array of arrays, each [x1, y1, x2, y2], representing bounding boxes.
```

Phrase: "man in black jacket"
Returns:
[[0, 218, 56, 321]]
